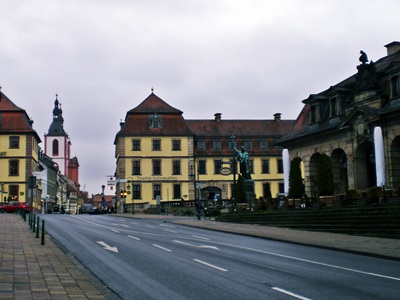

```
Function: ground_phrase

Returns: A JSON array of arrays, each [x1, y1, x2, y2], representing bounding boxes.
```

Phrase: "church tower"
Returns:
[[44, 95, 71, 176]]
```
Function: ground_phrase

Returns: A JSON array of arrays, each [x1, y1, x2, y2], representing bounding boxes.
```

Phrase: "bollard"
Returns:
[[41, 220, 45, 245], [29, 213, 32, 229], [33, 214, 36, 233], [36, 217, 40, 238]]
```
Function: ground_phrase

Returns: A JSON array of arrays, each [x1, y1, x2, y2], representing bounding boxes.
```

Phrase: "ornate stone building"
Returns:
[[276, 41, 400, 200]]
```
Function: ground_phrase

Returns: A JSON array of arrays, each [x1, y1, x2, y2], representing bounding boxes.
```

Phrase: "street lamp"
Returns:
[[120, 187, 127, 214], [126, 177, 134, 215], [230, 135, 237, 205]]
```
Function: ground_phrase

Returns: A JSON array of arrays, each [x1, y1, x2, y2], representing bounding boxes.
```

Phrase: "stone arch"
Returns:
[[355, 141, 376, 189], [331, 148, 348, 195], [309, 153, 321, 199]]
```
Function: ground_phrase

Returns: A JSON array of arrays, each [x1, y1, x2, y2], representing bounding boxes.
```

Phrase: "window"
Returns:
[[132, 160, 141, 175], [173, 184, 181, 199], [153, 160, 161, 175], [310, 105, 319, 123], [214, 160, 222, 174], [132, 184, 141, 199], [132, 139, 141, 151], [260, 140, 268, 150], [262, 159, 269, 173], [172, 139, 181, 151], [198, 160, 206, 175], [212, 140, 222, 151], [9, 160, 19, 176], [149, 114, 162, 128], [52, 139, 59, 156], [277, 159, 284, 174], [278, 182, 285, 194], [153, 184, 161, 199], [197, 141, 206, 150], [263, 183, 271, 199], [330, 98, 338, 117], [391, 75, 399, 98], [172, 160, 181, 175], [9, 136, 19, 149], [228, 140, 236, 150], [9, 185, 19, 201], [152, 139, 161, 151], [244, 140, 252, 150], [249, 159, 254, 174]]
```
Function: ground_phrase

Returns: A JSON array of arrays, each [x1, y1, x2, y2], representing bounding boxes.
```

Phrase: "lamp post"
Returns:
[[120, 187, 126, 214], [125, 177, 134, 214], [230, 135, 237, 205]]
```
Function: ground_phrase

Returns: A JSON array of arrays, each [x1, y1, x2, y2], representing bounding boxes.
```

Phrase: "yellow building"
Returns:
[[114, 92, 295, 211], [0, 89, 41, 208]]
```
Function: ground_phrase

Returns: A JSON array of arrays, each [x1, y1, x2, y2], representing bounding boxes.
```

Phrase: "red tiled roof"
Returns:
[[0, 92, 42, 141], [128, 93, 182, 114], [186, 119, 295, 137]]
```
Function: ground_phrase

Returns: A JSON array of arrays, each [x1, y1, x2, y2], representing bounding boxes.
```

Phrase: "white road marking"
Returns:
[[120, 224, 130, 228], [159, 224, 175, 228], [131, 221, 138, 225], [192, 235, 210, 240], [97, 241, 119, 253], [111, 229, 120, 233], [173, 240, 219, 250], [272, 287, 313, 300], [128, 235, 141, 240], [193, 259, 228, 272], [146, 225, 155, 228], [164, 229, 177, 233], [153, 244, 172, 252]]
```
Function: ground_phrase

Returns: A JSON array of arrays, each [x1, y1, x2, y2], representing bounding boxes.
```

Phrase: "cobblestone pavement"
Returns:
[[0, 214, 119, 300]]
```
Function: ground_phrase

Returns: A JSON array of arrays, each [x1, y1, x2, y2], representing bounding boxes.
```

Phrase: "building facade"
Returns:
[[276, 42, 400, 200], [114, 92, 295, 211], [0, 88, 41, 207]]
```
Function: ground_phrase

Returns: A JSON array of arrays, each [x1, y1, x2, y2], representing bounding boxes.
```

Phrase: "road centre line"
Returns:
[[164, 229, 177, 233], [128, 235, 141, 240], [272, 287, 313, 300], [193, 259, 228, 272], [153, 244, 172, 252], [111, 229, 120, 233], [215, 242, 400, 282], [146, 225, 155, 228], [120, 224, 130, 228]]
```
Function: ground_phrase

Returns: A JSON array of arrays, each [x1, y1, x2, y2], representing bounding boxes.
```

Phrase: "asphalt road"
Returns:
[[42, 214, 400, 300]]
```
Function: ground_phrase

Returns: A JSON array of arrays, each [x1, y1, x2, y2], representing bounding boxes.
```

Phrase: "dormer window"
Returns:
[[330, 97, 339, 117], [149, 113, 162, 128], [310, 104, 320, 123], [391, 75, 399, 98]]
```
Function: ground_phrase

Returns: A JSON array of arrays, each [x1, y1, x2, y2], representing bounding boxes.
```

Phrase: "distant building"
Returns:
[[0, 88, 41, 208], [276, 41, 400, 200], [44, 95, 81, 212], [114, 92, 295, 211]]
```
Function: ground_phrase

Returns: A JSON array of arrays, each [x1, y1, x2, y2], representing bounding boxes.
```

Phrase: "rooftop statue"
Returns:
[[359, 50, 368, 64]]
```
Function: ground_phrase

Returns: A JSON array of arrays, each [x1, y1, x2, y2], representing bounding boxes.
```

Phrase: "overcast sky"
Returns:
[[1, 0, 398, 195]]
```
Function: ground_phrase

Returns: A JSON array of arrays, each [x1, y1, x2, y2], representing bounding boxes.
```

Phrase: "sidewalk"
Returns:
[[0, 214, 119, 300]]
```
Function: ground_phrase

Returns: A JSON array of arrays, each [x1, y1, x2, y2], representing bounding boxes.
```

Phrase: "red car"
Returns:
[[0, 201, 31, 213]]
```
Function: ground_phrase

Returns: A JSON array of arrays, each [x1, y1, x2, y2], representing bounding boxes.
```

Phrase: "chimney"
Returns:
[[214, 113, 222, 123], [385, 41, 400, 56], [274, 113, 282, 122]]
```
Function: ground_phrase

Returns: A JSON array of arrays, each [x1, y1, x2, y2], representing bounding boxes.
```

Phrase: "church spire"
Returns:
[[47, 94, 66, 135]]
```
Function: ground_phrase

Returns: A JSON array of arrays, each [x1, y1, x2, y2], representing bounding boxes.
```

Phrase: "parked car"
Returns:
[[78, 204, 99, 215], [0, 201, 31, 213]]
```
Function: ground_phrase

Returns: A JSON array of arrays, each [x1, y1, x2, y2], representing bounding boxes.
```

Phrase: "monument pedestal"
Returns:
[[245, 179, 255, 210]]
